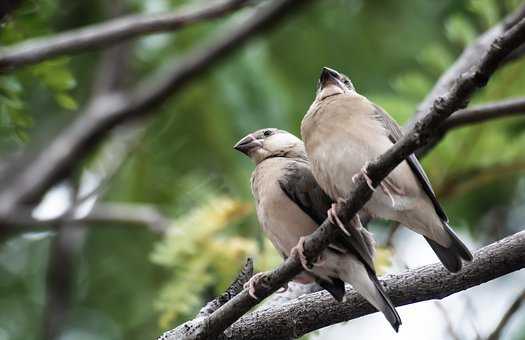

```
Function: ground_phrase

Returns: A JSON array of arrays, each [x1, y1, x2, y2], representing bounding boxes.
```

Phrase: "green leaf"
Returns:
[[9, 110, 33, 128], [469, 0, 499, 28], [14, 128, 29, 143], [55, 93, 78, 110], [0, 76, 22, 94], [445, 14, 477, 46]]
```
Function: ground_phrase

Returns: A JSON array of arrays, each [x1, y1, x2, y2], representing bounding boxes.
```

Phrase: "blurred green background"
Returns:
[[1, 0, 525, 339]]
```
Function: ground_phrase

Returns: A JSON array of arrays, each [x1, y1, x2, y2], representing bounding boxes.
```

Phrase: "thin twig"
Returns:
[[2, 202, 171, 234], [487, 289, 525, 340], [0, 0, 251, 71], [434, 301, 462, 340], [442, 97, 525, 131], [0, 0, 313, 220]]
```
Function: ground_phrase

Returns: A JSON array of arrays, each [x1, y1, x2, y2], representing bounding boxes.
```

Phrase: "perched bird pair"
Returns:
[[234, 67, 473, 332]]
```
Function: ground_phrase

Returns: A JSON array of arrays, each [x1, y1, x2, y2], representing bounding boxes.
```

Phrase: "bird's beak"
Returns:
[[234, 134, 262, 155], [319, 67, 342, 87]]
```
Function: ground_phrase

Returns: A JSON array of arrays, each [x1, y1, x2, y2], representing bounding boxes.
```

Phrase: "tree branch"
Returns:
[[159, 16, 525, 340], [220, 231, 525, 340], [414, 97, 525, 157], [0, 0, 313, 218], [487, 288, 525, 340], [2, 202, 172, 234], [0, 0, 251, 71], [408, 4, 525, 130], [158, 258, 254, 340], [442, 97, 525, 131]]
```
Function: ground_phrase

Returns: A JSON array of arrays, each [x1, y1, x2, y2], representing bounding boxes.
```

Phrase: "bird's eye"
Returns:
[[263, 130, 272, 137]]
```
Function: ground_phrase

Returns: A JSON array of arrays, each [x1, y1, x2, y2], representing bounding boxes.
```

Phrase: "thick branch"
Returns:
[[408, 4, 525, 130], [0, 0, 250, 71], [0, 0, 312, 217], [221, 231, 525, 339], [162, 16, 525, 340]]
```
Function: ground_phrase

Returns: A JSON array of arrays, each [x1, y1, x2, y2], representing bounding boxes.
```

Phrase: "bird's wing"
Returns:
[[278, 159, 376, 271], [371, 103, 448, 221]]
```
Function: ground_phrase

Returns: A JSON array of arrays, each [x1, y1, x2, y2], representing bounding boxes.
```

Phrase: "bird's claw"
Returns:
[[352, 162, 400, 208], [379, 182, 396, 207], [291, 236, 312, 270], [244, 272, 270, 300], [327, 202, 351, 236], [352, 161, 376, 192]]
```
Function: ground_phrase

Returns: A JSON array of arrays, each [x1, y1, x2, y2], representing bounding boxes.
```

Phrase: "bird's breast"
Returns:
[[251, 160, 318, 256]]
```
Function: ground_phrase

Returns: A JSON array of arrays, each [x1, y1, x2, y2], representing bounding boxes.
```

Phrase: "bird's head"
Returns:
[[234, 128, 306, 164], [315, 67, 355, 101]]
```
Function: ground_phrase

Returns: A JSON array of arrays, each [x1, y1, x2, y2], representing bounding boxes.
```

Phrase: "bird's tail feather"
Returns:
[[339, 256, 401, 332], [426, 221, 473, 273]]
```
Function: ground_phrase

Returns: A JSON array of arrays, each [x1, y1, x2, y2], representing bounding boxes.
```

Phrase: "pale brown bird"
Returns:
[[301, 67, 473, 273], [234, 128, 401, 331]]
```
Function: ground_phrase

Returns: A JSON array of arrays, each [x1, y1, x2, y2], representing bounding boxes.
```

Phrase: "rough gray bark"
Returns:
[[0, 0, 250, 71], [220, 231, 525, 340], [160, 16, 525, 340]]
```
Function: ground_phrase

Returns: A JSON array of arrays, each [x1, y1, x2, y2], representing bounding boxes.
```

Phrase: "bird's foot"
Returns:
[[379, 182, 396, 207], [244, 271, 270, 300], [327, 202, 351, 236], [276, 282, 289, 294], [379, 177, 405, 208], [291, 236, 324, 271], [352, 161, 376, 192]]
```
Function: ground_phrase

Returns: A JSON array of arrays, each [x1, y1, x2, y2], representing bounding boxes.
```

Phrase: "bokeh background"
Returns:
[[1, 0, 524, 339]]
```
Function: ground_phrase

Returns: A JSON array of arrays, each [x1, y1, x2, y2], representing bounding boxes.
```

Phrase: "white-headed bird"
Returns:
[[234, 128, 401, 331], [301, 67, 473, 273]]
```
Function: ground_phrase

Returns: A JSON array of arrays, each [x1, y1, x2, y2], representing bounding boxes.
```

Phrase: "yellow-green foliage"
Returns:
[[374, 247, 394, 275], [151, 195, 254, 328]]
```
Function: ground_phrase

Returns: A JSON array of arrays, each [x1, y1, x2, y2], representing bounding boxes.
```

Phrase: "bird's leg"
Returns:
[[352, 161, 376, 191], [328, 199, 365, 235], [244, 271, 270, 300], [379, 181, 396, 207], [291, 236, 312, 271], [352, 161, 403, 208], [327, 201, 351, 236]]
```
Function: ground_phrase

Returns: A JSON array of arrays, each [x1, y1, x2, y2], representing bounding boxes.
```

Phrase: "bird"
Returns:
[[301, 67, 473, 273], [234, 128, 402, 332]]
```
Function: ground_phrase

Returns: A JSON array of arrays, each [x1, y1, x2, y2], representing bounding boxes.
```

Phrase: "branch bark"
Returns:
[[415, 97, 525, 157], [0, 0, 313, 219], [408, 4, 525, 130], [158, 16, 525, 340], [220, 231, 525, 340], [442, 97, 525, 131], [0, 0, 251, 71]]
